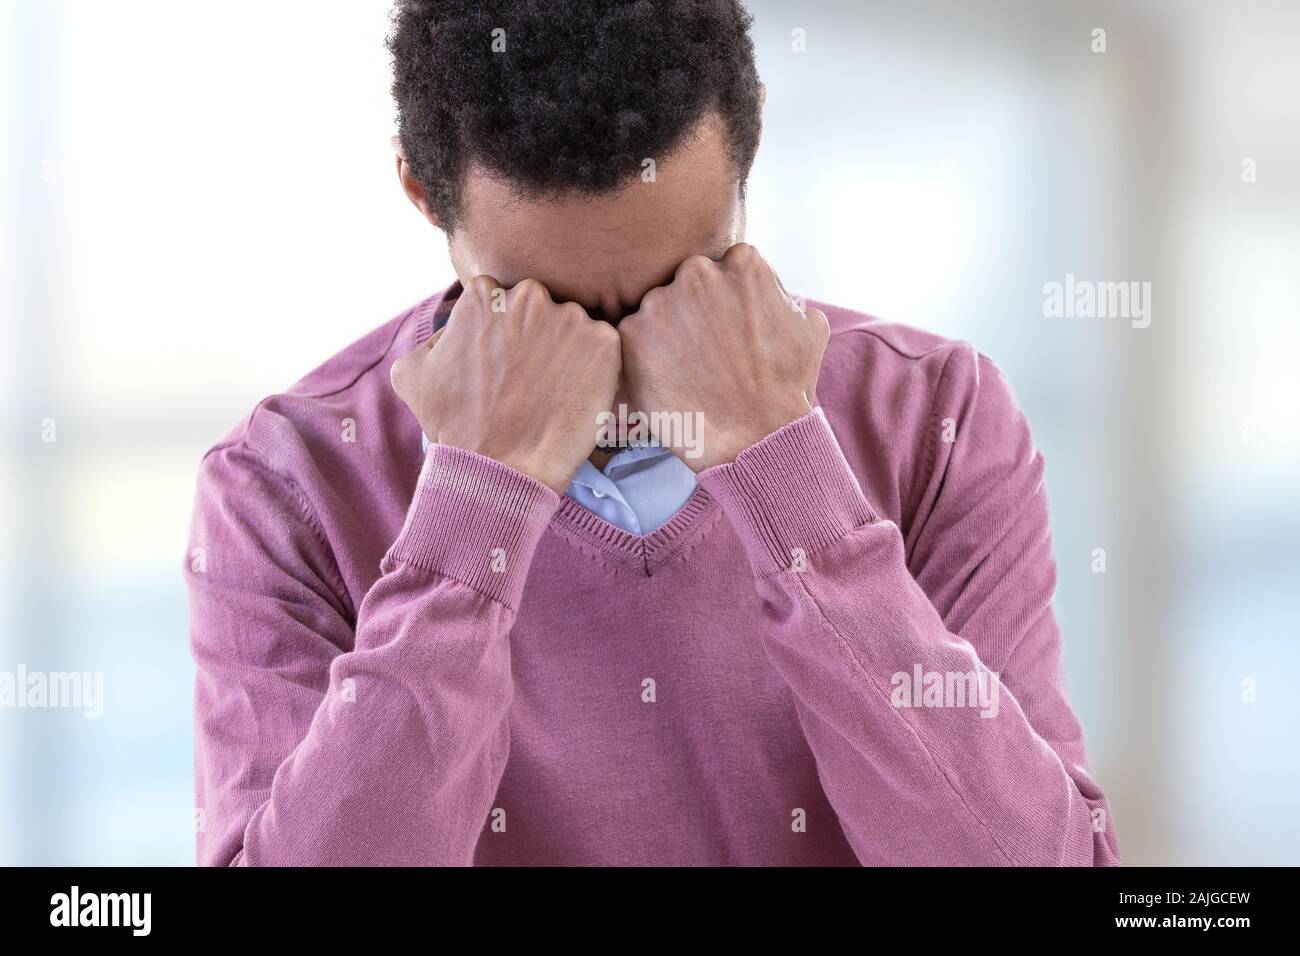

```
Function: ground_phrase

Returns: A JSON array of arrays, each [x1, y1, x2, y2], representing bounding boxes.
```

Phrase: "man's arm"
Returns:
[[190, 440, 557, 865], [697, 386, 1120, 865], [189, 276, 621, 865], [622, 243, 1120, 865]]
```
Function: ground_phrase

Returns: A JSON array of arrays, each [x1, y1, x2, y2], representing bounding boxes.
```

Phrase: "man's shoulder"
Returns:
[[278, 302, 427, 403], [817, 299, 957, 359], [201, 292, 444, 481], [811, 299, 985, 404], [189, 293, 449, 609], [808, 299, 1032, 528]]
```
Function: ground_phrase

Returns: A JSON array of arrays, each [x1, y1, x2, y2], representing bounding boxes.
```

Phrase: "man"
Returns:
[[187, 0, 1120, 866]]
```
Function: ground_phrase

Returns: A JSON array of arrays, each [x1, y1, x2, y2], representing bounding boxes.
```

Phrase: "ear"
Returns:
[[392, 134, 441, 229]]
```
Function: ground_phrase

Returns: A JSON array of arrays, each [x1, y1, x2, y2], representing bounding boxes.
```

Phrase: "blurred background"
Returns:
[[1, 0, 1297, 865]]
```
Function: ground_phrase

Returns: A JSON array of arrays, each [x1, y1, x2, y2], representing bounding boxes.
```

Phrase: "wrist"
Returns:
[[427, 436, 573, 496], [391, 443, 561, 608], [501, 454, 575, 496], [696, 409, 875, 576], [688, 399, 812, 472]]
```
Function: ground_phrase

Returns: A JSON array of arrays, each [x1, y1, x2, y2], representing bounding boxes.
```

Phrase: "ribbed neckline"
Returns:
[[408, 279, 723, 576], [413, 280, 459, 347], [550, 485, 721, 576]]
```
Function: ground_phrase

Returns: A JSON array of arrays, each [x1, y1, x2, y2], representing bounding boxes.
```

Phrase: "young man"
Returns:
[[187, 0, 1120, 866]]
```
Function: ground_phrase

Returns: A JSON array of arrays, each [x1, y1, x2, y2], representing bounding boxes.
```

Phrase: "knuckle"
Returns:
[[677, 254, 713, 279], [512, 277, 549, 303], [559, 301, 589, 323], [726, 241, 759, 265], [616, 313, 641, 341], [810, 306, 830, 337], [593, 320, 621, 347], [389, 355, 414, 395], [466, 273, 500, 297], [636, 286, 664, 312]]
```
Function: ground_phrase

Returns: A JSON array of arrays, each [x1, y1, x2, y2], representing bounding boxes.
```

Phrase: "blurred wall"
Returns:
[[1, 0, 1297, 865]]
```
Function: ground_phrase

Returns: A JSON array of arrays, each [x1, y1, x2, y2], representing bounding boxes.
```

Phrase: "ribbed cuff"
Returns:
[[698, 409, 876, 577], [387, 444, 561, 609]]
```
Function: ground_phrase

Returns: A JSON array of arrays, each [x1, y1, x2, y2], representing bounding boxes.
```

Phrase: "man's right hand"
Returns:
[[391, 275, 621, 495]]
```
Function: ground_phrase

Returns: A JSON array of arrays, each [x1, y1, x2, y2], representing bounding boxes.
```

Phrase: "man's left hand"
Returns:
[[618, 242, 830, 472]]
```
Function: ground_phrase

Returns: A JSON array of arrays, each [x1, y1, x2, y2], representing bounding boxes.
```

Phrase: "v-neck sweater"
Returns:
[[186, 283, 1121, 866]]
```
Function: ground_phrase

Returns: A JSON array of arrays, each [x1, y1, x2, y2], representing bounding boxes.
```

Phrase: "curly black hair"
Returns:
[[388, 0, 762, 231]]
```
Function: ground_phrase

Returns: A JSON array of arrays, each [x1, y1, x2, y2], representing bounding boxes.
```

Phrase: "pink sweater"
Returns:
[[187, 284, 1121, 866]]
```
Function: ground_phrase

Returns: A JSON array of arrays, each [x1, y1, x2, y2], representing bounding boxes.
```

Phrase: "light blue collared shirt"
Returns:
[[420, 434, 698, 536], [565, 441, 698, 535]]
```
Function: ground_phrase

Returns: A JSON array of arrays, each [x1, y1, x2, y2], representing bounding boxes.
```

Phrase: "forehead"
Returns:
[[454, 118, 742, 315]]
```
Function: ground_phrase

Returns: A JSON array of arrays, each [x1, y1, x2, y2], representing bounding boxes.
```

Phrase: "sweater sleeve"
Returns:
[[186, 439, 559, 866], [696, 348, 1121, 866]]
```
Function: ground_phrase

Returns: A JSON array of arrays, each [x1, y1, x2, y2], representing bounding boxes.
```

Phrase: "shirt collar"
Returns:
[[569, 441, 675, 495]]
